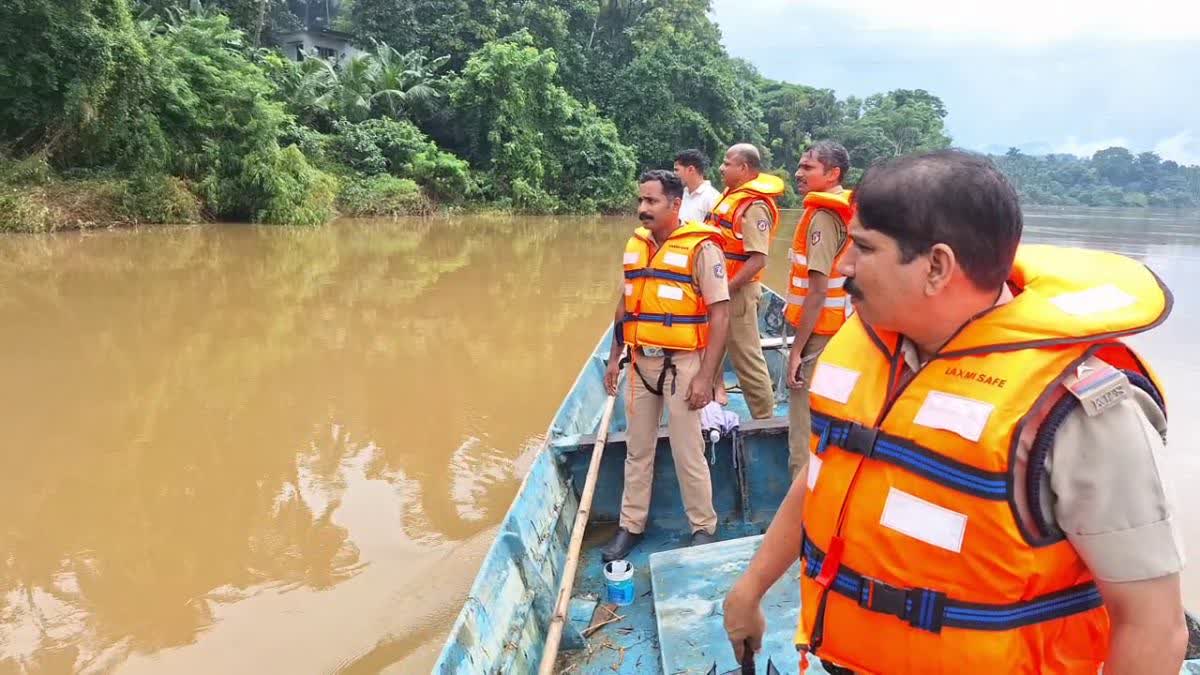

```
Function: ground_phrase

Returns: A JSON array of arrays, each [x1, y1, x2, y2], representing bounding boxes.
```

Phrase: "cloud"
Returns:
[[722, 0, 1200, 44], [1051, 137, 1131, 159], [1154, 131, 1200, 167]]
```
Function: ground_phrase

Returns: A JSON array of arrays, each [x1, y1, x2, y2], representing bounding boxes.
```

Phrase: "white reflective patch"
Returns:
[[786, 293, 805, 306], [809, 363, 859, 404], [827, 277, 846, 288], [824, 297, 847, 308], [789, 250, 808, 265], [657, 285, 685, 301], [792, 276, 809, 289], [662, 251, 689, 268], [880, 488, 967, 553], [1050, 284, 1136, 316], [913, 390, 994, 442], [623, 252, 640, 265], [806, 453, 823, 490], [624, 283, 633, 296]]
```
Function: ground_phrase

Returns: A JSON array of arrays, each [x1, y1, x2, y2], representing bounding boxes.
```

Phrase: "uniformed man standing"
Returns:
[[783, 141, 854, 479], [723, 150, 1186, 674], [705, 144, 785, 419], [601, 170, 731, 561]]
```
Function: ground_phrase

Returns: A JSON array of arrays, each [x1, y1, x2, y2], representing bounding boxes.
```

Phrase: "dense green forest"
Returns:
[[1, 0, 1196, 230], [994, 147, 1200, 208]]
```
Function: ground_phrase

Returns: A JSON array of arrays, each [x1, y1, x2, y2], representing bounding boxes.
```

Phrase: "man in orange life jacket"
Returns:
[[706, 144, 784, 419], [783, 141, 854, 480], [722, 150, 1186, 674], [600, 170, 732, 561]]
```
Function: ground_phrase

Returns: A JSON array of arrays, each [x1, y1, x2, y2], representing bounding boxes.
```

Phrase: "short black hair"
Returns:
[[639, 169, 684, 201], [805, 141, 850, 184], [853, 149, 1023, 290], [674, 149, 708, 173]]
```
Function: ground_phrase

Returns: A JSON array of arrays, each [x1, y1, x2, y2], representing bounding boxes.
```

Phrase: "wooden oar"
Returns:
[[538, 386, 620, 675]]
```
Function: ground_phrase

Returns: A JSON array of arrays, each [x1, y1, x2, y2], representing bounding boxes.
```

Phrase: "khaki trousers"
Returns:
[[720, 282, 775, 419], [620, 349, 718, 535], [788, 333, 832, 479]]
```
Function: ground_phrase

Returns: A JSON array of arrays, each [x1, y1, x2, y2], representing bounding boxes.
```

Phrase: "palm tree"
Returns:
[[333, 53, 375, 121], [366, 42, 449, 120]]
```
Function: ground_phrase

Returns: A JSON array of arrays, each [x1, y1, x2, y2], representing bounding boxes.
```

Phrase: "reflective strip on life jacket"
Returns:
[[792, 277, 847, 289], [802, 537, 1103, 633], [811, 413, 1009, 500], [786, 295, 848, 310]]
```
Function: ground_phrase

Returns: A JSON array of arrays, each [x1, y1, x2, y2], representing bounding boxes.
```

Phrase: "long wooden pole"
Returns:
[[538, 389, 619, 675]]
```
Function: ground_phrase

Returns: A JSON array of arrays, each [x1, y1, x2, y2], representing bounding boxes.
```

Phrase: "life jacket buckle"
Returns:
[[844, 422, 879, 458], [905, 587, 946, 634]]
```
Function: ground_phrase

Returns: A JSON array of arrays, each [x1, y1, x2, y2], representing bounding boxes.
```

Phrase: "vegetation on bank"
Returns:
[[993, 148, 1200, 208], [1, 0, 1196, 231]]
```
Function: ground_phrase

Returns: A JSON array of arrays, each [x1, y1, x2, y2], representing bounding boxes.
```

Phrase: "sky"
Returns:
[[709, 0, 1200, 166]]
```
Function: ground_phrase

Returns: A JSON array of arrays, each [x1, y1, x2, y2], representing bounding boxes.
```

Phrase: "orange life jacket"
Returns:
[[704, 173, 785, 283], [784, 190, 855, 332], [622, 221, 724, 351], [797, 243, 1170, 674]]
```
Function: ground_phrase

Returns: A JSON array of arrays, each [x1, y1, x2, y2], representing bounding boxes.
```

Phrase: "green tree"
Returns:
[[1092, 146, 1136, 186], [759, 81, 842, 171], [835, 89, 951, 166], [450, 34, 635, 212], [0, 0, 149, 160]]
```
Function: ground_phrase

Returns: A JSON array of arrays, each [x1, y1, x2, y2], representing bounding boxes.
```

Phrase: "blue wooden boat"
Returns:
[[434, 286, 1200, 674]]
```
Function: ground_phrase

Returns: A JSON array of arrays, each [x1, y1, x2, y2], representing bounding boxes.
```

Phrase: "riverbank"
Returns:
[[0, 165, 472, 233]]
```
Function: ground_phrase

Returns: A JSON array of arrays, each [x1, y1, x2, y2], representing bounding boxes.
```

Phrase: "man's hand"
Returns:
[[604, 360, 620, 395], [723, 576, 767, 664], [786, 348, 807, 390], [685, 372, 714, 410]]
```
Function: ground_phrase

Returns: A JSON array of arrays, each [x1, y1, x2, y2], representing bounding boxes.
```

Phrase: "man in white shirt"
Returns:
[[675, 149, 721, 223]]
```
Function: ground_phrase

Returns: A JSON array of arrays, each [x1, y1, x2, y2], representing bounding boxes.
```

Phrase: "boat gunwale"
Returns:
[[432, 327, 616, 671]]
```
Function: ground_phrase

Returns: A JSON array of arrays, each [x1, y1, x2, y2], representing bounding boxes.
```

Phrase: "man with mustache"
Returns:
[[783, 141, 854, 480], [723, 150, 1185, 674], [601, 170, 731, 561]]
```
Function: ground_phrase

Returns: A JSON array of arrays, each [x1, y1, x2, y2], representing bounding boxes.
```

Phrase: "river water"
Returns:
[[0, 208, 1198, 673]]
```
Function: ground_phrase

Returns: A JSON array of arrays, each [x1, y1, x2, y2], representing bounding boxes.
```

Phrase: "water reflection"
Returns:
[[0, 216, 627, 672]]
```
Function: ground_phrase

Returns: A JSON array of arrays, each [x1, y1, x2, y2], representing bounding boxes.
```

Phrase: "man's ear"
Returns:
[[927, 243, 956, 295]]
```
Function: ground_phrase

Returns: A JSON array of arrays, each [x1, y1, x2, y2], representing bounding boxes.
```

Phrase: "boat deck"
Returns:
[[558, 530, 835, 675]]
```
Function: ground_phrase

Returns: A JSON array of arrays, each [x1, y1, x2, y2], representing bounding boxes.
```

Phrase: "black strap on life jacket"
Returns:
[[801, 536, 1103, 634], [632, 350, 677, 397]]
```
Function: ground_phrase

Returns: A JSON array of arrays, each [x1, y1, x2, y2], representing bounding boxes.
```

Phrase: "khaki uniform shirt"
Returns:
[[692, 240, 731, 305], [897, 295, 1184, 582], [804, 210, 848, 277], [739, 202, 773, 256]]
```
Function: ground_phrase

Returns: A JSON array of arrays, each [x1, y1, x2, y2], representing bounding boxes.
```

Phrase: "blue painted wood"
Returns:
[[434, 285, 1200, 674], [650, 535, 830, 675]]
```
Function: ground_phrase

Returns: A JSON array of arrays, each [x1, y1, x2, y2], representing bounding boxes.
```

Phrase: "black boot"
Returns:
[[601, 527, 642, 562], [690, 528, 717, 547]]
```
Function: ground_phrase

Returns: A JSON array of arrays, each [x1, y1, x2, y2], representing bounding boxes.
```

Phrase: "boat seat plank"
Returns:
[[649, 535, 836, 675], [552, 414, 790, 450]]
